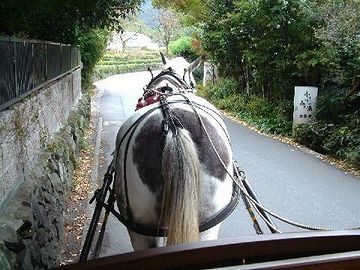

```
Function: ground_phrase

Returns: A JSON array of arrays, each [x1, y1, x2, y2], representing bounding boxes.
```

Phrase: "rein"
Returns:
[[177, 93, 360, 232]]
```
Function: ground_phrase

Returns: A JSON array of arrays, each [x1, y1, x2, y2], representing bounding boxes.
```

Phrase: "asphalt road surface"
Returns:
[[92, 71, 360, 258]]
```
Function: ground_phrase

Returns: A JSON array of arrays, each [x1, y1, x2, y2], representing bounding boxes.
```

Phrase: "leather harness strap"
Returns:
[[110, 97, 240, 237]]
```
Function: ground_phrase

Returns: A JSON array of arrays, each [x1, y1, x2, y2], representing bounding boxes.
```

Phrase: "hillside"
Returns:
[[139, 0, 159, 27]]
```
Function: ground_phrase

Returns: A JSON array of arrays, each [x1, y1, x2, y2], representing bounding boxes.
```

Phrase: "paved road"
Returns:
[[92, 71, 360, 257]]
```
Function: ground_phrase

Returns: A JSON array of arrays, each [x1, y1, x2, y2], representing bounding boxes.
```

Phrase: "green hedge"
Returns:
[[98, 58, 160, 66], [94, 62, 162, 80], [200, 78, 293, 136], [294, 114, 360, 168], [169, 36, 198, 61], [93, 50, 163, 80], [102, 52, 160, 61]]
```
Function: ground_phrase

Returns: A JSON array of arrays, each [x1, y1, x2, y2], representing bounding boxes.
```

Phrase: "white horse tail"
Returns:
[[161, 128, 201, 245]]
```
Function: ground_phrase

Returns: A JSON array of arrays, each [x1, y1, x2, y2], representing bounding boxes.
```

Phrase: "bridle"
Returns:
[[145, 67, 194, 94]]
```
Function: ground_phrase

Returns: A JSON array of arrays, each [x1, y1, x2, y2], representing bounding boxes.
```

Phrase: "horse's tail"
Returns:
[[161, 128, 201, 245]]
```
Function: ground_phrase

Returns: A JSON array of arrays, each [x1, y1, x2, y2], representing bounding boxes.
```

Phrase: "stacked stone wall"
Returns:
[[0, 70, 81, 204], [0, 69, 89, 269]]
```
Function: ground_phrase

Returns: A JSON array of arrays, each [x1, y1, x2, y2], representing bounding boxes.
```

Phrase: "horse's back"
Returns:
[[114, 93, 233, 229]]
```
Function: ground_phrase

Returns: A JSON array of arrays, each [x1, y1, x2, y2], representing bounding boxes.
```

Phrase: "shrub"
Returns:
[[76, 28, 109, 89], [192, 68, 203, 84], [294, 117, 360, 168], [315, 91, 345, 122], [293, 121, 334, 153], [169, 36, 198, 61], [203, 78, 293, 135], [204, 78, 239, 99]]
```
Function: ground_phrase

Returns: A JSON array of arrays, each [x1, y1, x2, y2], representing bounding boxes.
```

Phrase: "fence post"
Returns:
[[32, 43, 35, 89], [44, 42, 48, 81], [60, 44, 63, 75], [12, 38, 19, 97]]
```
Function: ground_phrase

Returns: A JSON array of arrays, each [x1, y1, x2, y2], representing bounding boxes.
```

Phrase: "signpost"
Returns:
[[293, 86, 318, 128]]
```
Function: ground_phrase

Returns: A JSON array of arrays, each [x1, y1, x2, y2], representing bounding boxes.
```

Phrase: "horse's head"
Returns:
[[160, 52, 203, 90], [137, 53, 203, 110]]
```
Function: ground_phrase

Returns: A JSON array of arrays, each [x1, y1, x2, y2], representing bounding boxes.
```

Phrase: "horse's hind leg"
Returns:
[[128, 230, 163, 250], [199, 224, 221, 241]]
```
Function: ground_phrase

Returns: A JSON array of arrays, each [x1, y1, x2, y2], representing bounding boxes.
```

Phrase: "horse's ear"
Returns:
[[160, 52, 168, 65], [188, 55, 204, 71]]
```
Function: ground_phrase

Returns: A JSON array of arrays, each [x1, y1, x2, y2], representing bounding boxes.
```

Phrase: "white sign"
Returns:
[[293, 86, 318, 127], [203, 61, 218, 87]]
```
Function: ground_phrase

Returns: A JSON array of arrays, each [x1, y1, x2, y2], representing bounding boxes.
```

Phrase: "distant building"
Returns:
[[107, 32, 159, 51]]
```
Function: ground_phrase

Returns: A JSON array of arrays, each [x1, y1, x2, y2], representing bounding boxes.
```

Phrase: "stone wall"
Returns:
[[0, 69, 81, 205], [0, 69, 88, 269]]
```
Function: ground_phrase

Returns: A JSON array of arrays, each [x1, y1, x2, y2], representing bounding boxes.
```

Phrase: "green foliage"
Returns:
[[152, 0, 209, 25], [155, 0, 360, 100], [202, 78, 238, 99], [77, 29, 110, 89], [169, 36, 198, 61], [0, 0, 143, 42], [192, 68, 203, 84], [307, 0, 360, 91], [0, 0, 143, 89], [202, 0, 322, 99], [202, 78, 293, 135], [293, 122, 334, 153], [294, 117, 360, 168]]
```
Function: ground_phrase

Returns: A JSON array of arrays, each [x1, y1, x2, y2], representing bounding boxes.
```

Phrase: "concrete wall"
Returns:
[[0, 70, 81, 205]]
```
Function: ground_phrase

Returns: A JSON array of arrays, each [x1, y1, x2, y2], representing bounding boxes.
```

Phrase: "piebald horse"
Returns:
[[113, 54, 237, 250]]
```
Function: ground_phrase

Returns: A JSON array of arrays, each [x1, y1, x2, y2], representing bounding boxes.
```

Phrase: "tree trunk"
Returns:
[[348, 79, 360, 98], [122, 42, 126, 53], [165, 43, 169, 56]]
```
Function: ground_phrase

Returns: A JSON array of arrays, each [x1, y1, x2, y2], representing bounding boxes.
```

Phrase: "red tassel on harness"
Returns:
[[135, 95, 160, 110]]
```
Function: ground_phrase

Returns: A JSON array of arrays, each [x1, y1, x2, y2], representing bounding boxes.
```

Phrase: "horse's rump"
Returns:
[[113, 93, 233, 244]]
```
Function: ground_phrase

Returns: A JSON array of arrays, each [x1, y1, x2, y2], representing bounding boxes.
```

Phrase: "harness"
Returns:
[[136, 68, 193, 110], [87, 68, 240, 239], [81, 67, 360, 261], [110, 95, 241, 237]]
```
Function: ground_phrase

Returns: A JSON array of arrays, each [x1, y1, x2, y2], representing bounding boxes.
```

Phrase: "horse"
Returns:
[[113, 54, 238, 250]]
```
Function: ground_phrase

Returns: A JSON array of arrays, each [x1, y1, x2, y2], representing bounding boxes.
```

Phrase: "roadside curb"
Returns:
[[79, 87, 104, 259], [91, 117, 102, 191]]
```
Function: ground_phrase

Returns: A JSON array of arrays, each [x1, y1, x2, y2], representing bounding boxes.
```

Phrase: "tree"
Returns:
[[306, 0, 360, 98], [0, 0, 144, 86], [0, 0, 144, 43], [154, 0, 360, 102], [201, 0, 322, 100], [152, 0, 208, 25], [111, 14, 150, 52], [155, 9, 180, 55]]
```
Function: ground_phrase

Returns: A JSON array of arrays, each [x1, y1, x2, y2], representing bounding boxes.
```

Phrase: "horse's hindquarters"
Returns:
[[113, 95, 234, 248]]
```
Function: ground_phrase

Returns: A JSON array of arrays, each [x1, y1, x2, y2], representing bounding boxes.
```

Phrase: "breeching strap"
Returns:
[[108, 97, 241, 237]]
